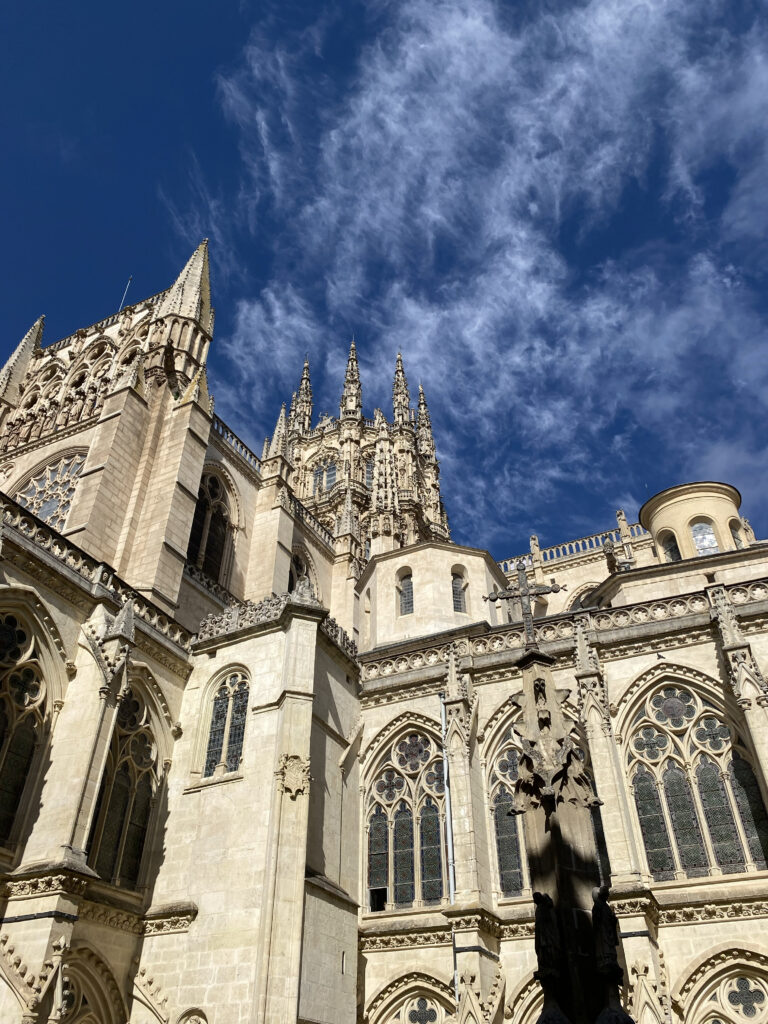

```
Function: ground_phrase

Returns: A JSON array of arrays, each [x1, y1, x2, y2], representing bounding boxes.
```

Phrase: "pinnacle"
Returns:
[[0, 316, 46, 406], [156, 239, 213, 334]]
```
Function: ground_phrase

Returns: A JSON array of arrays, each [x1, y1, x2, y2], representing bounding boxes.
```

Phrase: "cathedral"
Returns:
[[0, 240, 767, 1024]]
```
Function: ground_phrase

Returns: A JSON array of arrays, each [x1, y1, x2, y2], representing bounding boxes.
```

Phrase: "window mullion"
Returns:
[[219, 691, 234, 773], [690, 759, 719, 875], [113, 783, 137, 885], [90, 764, 117, 866], [656, 771, 685, 879], [197, 506, 212, 570], [386, 814, 395, 911]]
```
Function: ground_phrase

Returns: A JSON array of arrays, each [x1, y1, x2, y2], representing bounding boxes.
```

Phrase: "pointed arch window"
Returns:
[[366, 731, 446, 910], [365, 458, 374, 489], [451, 572, 467, 613], [397, 572, 414, 616], [203, 671, 249, 778], [87, 688, 158, 889], [15, 453, 86, 531], [0, 613, 46, 847], [659, 531, 682, 564], [488, 727, 526, 897], [691, 519, 719, 557], [325, 461, 337, 490], [627, 684, 768, 880], [187, 473, 234, 586]]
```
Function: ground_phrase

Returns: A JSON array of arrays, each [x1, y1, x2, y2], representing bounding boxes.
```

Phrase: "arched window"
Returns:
[[186, 474, 233, 585], [659, 531, 682, 563], [451, 572, 467, 613], [87, 688, 158, 889], [15, 453, 86, 531], [0, 612, 46, 846], [691, 519, 719, 557], [731, 520, 745, 550], [365, 458, 374, 489], [366, 731, 446, 910], [203, 670, 249, 778], [398, 573, 414, 616], [627, 684, 768, 880], [488, 726, 526, 897], [312, 466, 324, 494], [325, 461, 337, 490]]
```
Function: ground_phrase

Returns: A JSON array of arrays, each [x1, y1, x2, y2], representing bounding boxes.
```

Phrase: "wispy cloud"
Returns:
[[193, 0, 767, 554]]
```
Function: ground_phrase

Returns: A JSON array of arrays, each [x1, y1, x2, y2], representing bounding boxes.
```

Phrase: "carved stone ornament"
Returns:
[[276, 754, 311, 799]]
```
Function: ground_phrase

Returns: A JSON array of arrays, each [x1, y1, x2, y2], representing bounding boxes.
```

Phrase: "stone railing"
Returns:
[[279, 491, 335, 549], [183, 562, 238, 605], [499, 522, 649, 573], [359, 578, 768, 683], [195, 594, 291, 643], [211, 416, 261, 474], [319, 615, 358, 661], [0, 493, 192, 651]]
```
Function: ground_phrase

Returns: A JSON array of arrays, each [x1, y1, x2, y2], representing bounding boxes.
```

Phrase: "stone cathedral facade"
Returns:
[[0, 241, 767, 1024]]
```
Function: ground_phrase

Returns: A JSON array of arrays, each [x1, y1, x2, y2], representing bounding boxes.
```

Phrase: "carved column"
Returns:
[[574, 617, 643, 885]]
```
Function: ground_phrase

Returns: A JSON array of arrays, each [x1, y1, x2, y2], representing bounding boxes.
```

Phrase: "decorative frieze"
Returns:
[[319, 614, 358, 661], [78, 900, 144, 934], [196, 594, 290, 643], [3, 872, 88, 899]]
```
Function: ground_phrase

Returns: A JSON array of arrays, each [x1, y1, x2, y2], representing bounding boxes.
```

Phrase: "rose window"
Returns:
[[15, 453, 86, 531]]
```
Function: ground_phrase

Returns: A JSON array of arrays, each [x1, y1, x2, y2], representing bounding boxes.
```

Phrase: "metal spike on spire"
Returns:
[[340, 338, 362, 418], [392, 351, 411, 426]]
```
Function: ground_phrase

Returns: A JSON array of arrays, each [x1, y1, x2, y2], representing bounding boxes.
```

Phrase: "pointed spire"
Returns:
[[340, 339, 362, 418], [288, 391, 297, 433], [295, 358, 313, 433], [156, 240, 213, 334], [0, 316, 44, 407], [416, 383, 435, 459], [262, 437, 270, 461], [392, 352, 411, 426], [177, 364, 210, 410], [268, 402, 288, 458]]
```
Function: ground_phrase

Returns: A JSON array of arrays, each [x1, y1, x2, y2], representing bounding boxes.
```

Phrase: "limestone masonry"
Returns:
[[0, 241, 767, 1023]]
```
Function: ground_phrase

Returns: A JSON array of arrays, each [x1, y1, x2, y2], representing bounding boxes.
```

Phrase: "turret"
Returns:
[[392, 352, 411, 427], [340, 340, 362, 419], [295, 359, 313, 433]]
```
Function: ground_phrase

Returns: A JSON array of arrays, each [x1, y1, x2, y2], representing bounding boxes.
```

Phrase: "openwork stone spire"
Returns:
[[296, 359, 313, 433], [0, 316, 44, 408], [392, 352, 411, 426], [416, 383, 435, 460], [156, 239, 213, 335], [268, 402, 288, 458], [340, 340, 362, 419]]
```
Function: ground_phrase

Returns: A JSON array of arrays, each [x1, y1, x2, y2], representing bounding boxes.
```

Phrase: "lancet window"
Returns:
[[627, 684, 768, 881], [0, 612, 46, 847], [451, 571, 467, 613], [488, 726, 526, 897], [87, 688, 158, 889], [398, 573, 414, 616], [15, 453, 86, 531], [366, 730, 446, 911], [691, 519, 719, 557], [187, 473, 233, 586], [659, 531, 682, 563], [203, 670, 249, 778], [311, 460, 337, 496]]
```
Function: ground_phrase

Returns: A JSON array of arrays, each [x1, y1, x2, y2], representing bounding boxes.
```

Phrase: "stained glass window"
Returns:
[[730, 755, 768, 870], [490, 730, 526, 896], [325, 462, 337, 490], [365, 458, 374, 489], [697, 757, 744, 873], [15, 453, 86, 531], [399, 575, 414, 615], [366, 730, 446, 911], [86, 687, 157, 889], [659, 531, 682, 563], [0, 613, 45, 847], [393, 804, 415, 906], [202, 672, 250, 778], [691, 519, 719, 556], [452, 573, 466, 613], [313, 466, 324, 494], [632, 767, 675, 880], [186, 474, 233, 586], [629, 684, 768, 879], [494, 789, 523, 896]]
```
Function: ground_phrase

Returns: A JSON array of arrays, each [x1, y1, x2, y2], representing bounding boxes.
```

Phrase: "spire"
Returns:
[[156, 240, 213, 335], [296, 358, 313, 433], [340, 339, 362, 418], [392, 352, 411, 426], [268, 402, 288, 458], [0, 316, 44, 408], [416, 383, 435, 459], [288, 391, 297, 433]]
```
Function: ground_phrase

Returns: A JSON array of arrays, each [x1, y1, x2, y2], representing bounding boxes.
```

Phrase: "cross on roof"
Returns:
[[485, 560, 566, 648]]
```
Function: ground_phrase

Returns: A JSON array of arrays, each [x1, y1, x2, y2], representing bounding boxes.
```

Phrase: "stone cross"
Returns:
[[486, 560, 565, 647]]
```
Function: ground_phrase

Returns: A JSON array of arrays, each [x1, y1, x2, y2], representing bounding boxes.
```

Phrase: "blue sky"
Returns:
[[2, 0, 767, 559]]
